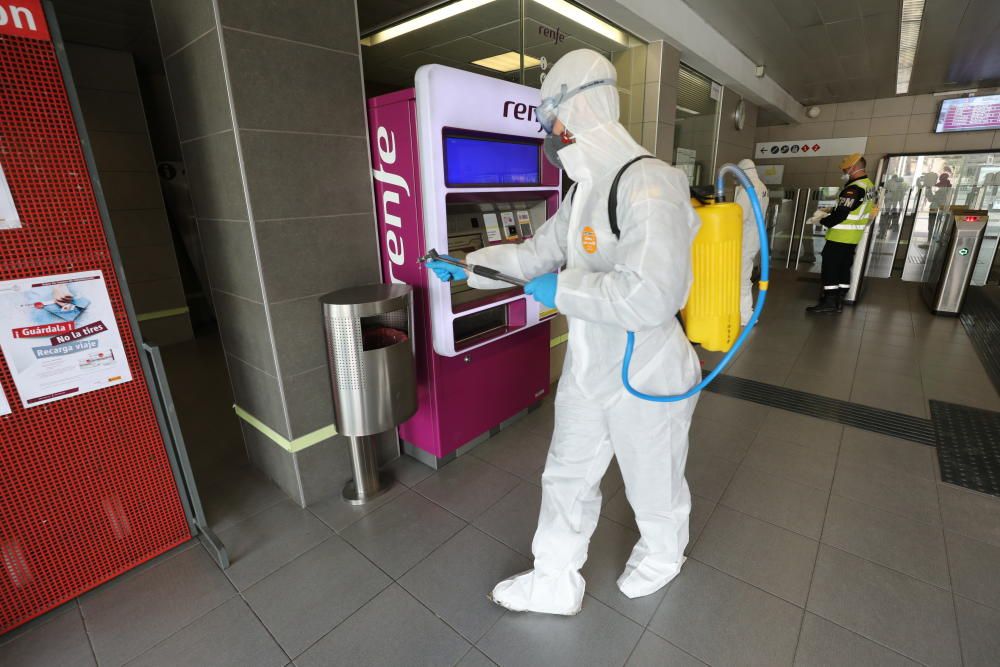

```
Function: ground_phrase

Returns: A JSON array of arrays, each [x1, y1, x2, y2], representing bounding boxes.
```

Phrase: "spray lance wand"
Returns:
[[417, 249, 527, 287]]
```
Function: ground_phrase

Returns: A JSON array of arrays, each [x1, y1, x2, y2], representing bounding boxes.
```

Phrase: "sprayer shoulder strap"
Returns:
[[608, 155, 659, 239]]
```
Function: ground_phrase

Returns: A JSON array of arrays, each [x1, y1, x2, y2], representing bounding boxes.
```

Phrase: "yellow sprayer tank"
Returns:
[[682, 199, 742, 352]]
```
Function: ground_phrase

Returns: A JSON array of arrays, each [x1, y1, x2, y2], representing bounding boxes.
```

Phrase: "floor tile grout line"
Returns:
[[117, 583, 240, 666], [791, 428, 842, 663], [933, 461, 965, 662], [282, 569, 396, 663], [76, 598, 100, 667], [713, 481, 960, 595]]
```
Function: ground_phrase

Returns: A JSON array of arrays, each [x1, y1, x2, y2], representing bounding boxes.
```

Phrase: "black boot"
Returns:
[[835, 289, 844, 313], [806, 291, 838, 314]]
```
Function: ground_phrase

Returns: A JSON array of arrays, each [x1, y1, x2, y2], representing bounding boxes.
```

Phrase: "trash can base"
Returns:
[[342, 474, 394, 505]]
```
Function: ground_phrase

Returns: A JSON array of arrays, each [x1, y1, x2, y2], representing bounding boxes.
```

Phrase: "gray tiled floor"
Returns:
[[5, 277, 1000, 666]]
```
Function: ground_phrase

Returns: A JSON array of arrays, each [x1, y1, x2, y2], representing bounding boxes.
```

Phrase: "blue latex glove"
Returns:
[[425, 259, 467, 282], [525, 273, 558, 309]]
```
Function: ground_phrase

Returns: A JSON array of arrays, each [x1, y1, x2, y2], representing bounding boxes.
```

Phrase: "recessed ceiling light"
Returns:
[[361, 0, 497, 47], [896, 0, 926, 95], [472, 52, 542, 73]]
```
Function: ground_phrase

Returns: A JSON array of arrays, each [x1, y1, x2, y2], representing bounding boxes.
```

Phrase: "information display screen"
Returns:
[[935, 95, 1000, 133], [444, 134, 540, 186]]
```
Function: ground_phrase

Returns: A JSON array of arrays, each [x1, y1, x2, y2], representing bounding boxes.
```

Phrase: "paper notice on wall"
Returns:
[[0, 270, 132, 408], [500, 211, 518, 239], [516, 210, 532, 236], [0, 162, 22, 230], [0, 380, 10, 416], [483, 213, 502, 242], [758, 164, 784, 185]]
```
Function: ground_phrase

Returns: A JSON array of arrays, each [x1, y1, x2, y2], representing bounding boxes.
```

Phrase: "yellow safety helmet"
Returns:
[[839, 152, 862, 170]]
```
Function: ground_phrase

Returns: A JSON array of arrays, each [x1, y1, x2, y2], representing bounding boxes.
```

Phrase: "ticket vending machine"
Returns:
[[367, 65, 560, 464]]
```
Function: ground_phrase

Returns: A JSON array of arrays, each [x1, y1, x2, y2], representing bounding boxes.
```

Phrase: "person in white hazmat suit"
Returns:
[[426, 49, 701, 615], [734, 159, 769, 325]]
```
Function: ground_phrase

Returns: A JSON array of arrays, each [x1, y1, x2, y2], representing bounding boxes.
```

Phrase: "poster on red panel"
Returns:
[[0, 380, 10, 416], [0, 162, 21, 230], [0, 270, 132, 408]]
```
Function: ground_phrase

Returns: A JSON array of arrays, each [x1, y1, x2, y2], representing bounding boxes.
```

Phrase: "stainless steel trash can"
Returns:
[[321, 284, 417, 504], [922, 207, 988, 315]]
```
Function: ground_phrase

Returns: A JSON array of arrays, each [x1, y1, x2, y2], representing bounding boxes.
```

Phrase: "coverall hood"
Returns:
[[539, 49, 638, 182]]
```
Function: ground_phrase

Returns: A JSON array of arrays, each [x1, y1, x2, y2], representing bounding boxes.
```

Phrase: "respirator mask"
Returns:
[[543, 133, 569, 170]]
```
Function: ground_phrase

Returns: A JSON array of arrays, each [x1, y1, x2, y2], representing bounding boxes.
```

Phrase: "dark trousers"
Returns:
[[820, 240, 857, 291]]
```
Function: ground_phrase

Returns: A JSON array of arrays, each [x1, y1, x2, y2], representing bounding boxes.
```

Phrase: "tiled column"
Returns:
[[615, 40, 680, 162], [642, 41, 681, 162], [151, 0, 385, 506]]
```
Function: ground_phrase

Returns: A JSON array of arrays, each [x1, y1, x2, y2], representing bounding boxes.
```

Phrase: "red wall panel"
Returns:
[[0, 5, 189, 633]]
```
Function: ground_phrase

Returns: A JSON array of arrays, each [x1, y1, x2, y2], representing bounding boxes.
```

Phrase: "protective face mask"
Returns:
[[840, 172, 850, 182], [543, 133, 568, 171]]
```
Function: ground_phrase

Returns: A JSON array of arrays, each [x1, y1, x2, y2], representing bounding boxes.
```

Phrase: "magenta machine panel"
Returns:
[[368, 65, 560, 462]]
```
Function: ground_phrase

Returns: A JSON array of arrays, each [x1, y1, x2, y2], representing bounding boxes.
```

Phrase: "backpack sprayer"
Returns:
[[420, 163, 768, 402]]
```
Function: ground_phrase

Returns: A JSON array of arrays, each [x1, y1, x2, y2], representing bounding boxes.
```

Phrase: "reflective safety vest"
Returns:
[[825, 176, 876, 245]]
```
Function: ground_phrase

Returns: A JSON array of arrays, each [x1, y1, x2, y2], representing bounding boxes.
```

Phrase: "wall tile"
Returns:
[[630, 43, 648, 85], [643, 81, 660, 125], [180, 131, 249, 221], [657, 84, 677, 125], [241, 421, 300, 505], [120, 245, 183, 284], [224, 29, 366, 136], [832, 118, 871, 138], [641, 122, 658, 153], [655, 122, 675, 162], [661, 44, 681, 86], [294, 435, 351, 507], [151, 0, 216, 57], [835, 99, 874, 120], [165, 31, 232, 141], [283, 366, 337, 439], [77, 89, 147, 133], [945, 130, 995, 151], [100, 171, 165, 210], [218, 0, 360, 54], [904, 132, 949, 152], [90, 131, 157, 172], [128, 278, 187, 314], [866, 134, 907, 155], [198, 218, 263, 301], [644, 41, 662, 83], [872, 96, 915, 117], [110, 209, 174, 248], [240, 131, 374, 220], [911, 94, 937, 115], [628, 83, 644, 124], [268, 295, 327, 379], [868, 115, 910, 136], [230, 356, 288, 438], [139, 314, 195, 346], [212, 290, 277, 375], [256, 214, 380, 304], [907, 113, 938, 134], [64, 44, 136, 92]]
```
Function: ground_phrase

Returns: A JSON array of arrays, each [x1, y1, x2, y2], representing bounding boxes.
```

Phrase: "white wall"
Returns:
[[755, 93, 1000, 187]]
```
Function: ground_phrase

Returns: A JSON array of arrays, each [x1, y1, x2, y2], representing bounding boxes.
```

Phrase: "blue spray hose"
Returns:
[[622, 163, 770, 402]]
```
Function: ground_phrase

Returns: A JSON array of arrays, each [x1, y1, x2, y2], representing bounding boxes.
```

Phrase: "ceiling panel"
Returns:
[[681, 0, 1000, 105], [813, 0, 860, 24]]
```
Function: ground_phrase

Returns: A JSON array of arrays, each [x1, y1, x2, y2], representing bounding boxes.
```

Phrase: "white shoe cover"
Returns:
[[616, 556, 687, 599], [489, 569, 584, 616]]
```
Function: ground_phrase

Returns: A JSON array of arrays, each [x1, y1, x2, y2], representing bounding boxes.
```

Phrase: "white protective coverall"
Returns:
[[734, 158, 769, 325], [465, 49, 701, 615]]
